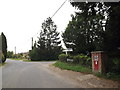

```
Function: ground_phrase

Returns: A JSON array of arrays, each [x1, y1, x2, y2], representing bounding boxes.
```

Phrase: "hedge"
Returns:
[[58, 54, 92, 68]]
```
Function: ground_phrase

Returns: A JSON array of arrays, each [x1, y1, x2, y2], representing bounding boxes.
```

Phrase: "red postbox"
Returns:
[[91, 51, 107, 73], [93, 55, 99, 70]]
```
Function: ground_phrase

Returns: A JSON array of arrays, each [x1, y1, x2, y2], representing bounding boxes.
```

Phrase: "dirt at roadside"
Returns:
[[48, 64, 120, 88]]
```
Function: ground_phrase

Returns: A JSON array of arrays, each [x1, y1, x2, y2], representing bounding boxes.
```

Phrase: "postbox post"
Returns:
[[91, 51, 107, 74]]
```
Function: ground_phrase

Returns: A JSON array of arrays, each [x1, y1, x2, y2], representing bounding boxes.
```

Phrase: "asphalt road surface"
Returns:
[[2, 59, 78, 88]]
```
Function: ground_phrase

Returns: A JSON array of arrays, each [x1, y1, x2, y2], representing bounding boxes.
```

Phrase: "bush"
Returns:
[[73, 54, 92, 67], [58, 53, 92, 68], [58, 54, 68, 62], [73, 55, 80, 64], [112, 58, 120, 73], [29, 48, 39, 61], [107, 58, 120, 74], [86, 57, 92, 68]]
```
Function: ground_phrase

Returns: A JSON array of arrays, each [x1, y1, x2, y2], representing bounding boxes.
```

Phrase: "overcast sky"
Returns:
[[0, 0, 75, 53]]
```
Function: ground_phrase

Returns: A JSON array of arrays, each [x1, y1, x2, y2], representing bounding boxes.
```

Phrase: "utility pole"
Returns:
[[32, 37, 33, 49], [15, 46, 16, 55]]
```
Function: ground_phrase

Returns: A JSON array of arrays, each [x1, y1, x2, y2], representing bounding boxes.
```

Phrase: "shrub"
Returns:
[[108, 58, 120, 74], [86, 57, 92, 68], [68, 54, 73, 59], [73, 54, 92, 67], [58, 53, 92, 68], [58, 54, 68, 62], [112, 58, 120, 73], [73, 55, 80, 64], [73, 54, 84, 64]]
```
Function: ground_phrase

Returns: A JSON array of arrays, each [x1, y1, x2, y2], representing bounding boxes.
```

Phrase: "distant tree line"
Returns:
[[7, 51, 14, 58]]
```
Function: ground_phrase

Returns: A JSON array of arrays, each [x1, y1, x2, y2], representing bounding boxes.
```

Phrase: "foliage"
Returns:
[[58, 54, 68, 62], [103, 3, 120, 56], [63, 2, 106, 55], [95, 72, 120, 81], [58, 54, 92, 68], [63, 2, 120, 57], [54, 61, 92, 73], [0, 32, 7, 63], [107, 58, 120, 74], [29, 47, 39, 61], [7, 51, 14, 58], [16, 53, 23, 59], [0, 62, 6, 67], [73, 54, 91, 67], [2, 53, 5, 62], [0, 35, 2, 63], [29, 17, 62, 61], [62, 2, 120, 75]]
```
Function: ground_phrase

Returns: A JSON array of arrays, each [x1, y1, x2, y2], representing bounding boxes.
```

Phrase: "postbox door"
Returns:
[[94, 61, 99, 70], [94, 55, 99, 70]]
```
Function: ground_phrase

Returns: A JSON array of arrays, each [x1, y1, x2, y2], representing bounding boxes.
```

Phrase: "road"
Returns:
[[2, 59, 119, 88], [2, 59, 78, 88]]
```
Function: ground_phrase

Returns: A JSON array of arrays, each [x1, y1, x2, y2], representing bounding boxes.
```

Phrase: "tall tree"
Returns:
[[103, 2, 120, 57], [37, 17, 61, 60], [63, 1, 120, 57], [0, 34, 2, 63], [29, 17, 61, 60], [63, 2, 106, 55], [1, 32, 7, 63]]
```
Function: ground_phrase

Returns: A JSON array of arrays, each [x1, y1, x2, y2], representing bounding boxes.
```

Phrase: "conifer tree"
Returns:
[[29, 17, 61, 60], [37, 17, 61, 60], [0, 32, 7, 63]]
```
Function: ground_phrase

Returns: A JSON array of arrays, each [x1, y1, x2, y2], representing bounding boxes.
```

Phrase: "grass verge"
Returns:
[[0, 62, 6, 67], [54, 61, 120, 81], [53, 61, 92, 74], [10, 58, 23, 60], [10, 58, 57, 62], [9, 58, 30, 62], [95, 73, 120, 81]]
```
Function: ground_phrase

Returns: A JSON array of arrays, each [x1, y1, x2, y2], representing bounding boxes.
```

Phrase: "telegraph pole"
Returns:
[[15, 46, 16, 55], [32, 37, 33, 49]]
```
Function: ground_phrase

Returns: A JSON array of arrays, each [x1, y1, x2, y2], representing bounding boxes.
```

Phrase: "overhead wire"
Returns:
[[51, 0, 67, 18], [32, 0, 67, 39], [19, 0, 67, 53]]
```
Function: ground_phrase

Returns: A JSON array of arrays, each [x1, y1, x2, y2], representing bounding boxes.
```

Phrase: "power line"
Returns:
[[31, 0, 67, 39], [19, 0, 67, 52], [51, 0, 67, 18], [30, 0, 67, 45]]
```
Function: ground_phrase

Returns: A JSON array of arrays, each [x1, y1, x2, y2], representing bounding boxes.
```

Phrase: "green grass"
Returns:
[[95, 73, 120, 81], [53, 61, 120, 81], [10, 58, 33, 62], [10, 58, 23, 60], [0, 62, 6, 67], [9, 58, 30, 62], [10, 58, 57, 62], [53, 61, 92, 74]]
